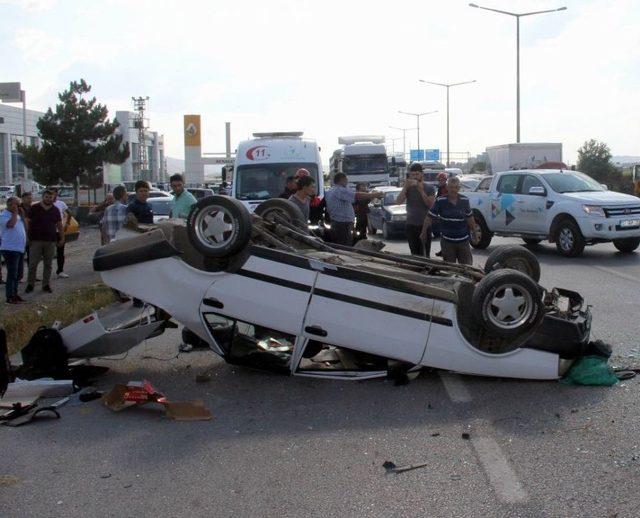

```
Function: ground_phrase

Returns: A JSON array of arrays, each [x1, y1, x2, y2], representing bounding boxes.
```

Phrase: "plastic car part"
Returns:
[[254, 198, 306, 230], [472, 270, 544, 339], [484, 245, 541, 283], [187, 195, 252, 258]]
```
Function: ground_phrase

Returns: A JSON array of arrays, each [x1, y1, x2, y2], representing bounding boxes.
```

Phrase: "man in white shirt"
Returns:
[[51, 188, 71, 278], [0, 197, 28, 304]]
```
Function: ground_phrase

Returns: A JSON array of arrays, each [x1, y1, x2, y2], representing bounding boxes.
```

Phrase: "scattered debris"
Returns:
[[79, 390, 103, 403], [100, 474, 112, 479], [0, 475, 21, 487], [3, 378, 74, 399], [195, 373, 212, 383], [103, 380, 212, 421], [383, 460, 429, 474], [461, 433, 470, 440], [450, 474, 462, 481]]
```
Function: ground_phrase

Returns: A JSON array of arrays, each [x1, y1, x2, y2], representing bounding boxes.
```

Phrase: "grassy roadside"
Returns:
[[0, 283, 116, 356]]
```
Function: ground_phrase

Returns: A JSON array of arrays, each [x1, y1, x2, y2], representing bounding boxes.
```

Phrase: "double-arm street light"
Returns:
[[389, 126, 416, 159], [469, 3, 567, 143], [397, 110, 438, 153], [419, 79, 476, 166]]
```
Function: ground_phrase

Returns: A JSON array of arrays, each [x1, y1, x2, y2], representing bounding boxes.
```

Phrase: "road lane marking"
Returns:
[[439, 372, 473, 403], [472, 436, 528, 504], [591, 265, 640, 284]]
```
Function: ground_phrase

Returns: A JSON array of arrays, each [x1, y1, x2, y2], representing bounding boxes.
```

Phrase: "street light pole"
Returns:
[[389, 126, 416, 160], [419, 79, 476, 166], [469, 3, 567, 143], [398, 110, 438, 157]]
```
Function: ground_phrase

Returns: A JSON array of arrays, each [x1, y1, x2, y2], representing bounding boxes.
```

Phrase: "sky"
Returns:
[[2, 0, 640, 166]]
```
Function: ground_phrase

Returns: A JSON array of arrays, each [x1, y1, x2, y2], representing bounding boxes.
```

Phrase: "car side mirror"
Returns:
[[528, 186, 546, 196], [601, 184, 608, 191]]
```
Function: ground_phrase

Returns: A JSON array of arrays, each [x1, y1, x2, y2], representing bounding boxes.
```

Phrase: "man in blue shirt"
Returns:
[[423, 176, 477, 265], [127, 181, 154, 225], [325, 173, 382, 246], [0, 197, 27, 303]]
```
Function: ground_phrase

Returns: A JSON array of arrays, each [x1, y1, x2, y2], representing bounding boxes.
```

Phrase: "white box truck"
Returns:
[[330, 136, 390, 187], [487, 143, 563, 173]]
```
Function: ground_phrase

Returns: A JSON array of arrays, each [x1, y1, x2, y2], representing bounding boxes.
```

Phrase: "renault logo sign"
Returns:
[[185, 123, 198, 137]]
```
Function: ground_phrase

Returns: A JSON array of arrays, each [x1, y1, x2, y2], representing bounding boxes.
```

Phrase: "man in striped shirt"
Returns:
[[422, 176, 477, 265]]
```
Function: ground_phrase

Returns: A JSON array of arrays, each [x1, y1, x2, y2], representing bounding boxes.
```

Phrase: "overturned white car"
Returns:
[[90, 196, 593, 381]]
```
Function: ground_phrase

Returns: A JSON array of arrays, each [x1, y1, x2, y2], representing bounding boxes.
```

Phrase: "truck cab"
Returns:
[[330, 136, 390, 188]]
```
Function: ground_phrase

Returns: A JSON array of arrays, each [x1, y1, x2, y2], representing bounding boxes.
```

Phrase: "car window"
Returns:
[[476, 178, 492, 192], [521, 175, 545, 195], [496, 174, 520, 194]]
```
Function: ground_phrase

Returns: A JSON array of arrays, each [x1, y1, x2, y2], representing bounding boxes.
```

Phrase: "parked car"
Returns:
[[187, 188, 215, 200], [366, 186, 406, 239], [466, 169, 640, 256], [458, 174, 490, 192], [0, 186, 15, 199], [91, 196, 594, 381], [126, 190, 172, 204], [147, 197, 173, 224]]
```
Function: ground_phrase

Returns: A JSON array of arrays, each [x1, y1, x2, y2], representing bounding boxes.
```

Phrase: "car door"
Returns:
[[491, 174, 522, 231], [301, 264, 434, 364], [516, 174, 548, 232]]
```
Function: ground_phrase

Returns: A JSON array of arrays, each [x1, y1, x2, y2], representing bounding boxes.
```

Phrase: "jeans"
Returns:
[[28, 241, 56, 287], [406, 224, 431, 257], [2, 250, 22, 301]]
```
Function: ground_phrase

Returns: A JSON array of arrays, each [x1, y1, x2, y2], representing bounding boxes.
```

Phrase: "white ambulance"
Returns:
[[232, 132, 324, 212]]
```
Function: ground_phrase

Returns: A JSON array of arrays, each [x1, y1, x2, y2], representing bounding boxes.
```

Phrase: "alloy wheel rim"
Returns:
[[485, 284, 533, 330], [559, 228, 574, 251], [194, 205, 237, 250]]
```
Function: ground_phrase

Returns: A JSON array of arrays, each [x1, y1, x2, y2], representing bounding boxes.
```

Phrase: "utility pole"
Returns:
[[389, 126, 415, 160], [132, 96, 150, 179], [398, 110, 438, 155]]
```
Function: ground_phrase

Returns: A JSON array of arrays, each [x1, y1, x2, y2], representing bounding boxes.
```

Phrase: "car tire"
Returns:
[[254, 198, 306, 230], [554, 218, 585, 257], [470, 213, 493, 249], [187, 195, 252, 258], [382, 222, 391, 240], [472, 269, 544, 339], [522, 238, 542, 245], [367, 220, 377, 235], [484, 245, 541, 283], [613, 237, 640, 253]]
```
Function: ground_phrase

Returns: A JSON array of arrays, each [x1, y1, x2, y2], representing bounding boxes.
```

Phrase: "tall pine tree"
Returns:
[[18, 79, 129, 203]]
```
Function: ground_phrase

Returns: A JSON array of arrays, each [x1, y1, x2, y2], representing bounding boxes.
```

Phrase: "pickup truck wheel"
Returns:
[[470, 214, 493, 249], [367, 220, 377, 235], [187, 196, 252, 258], [382, 222, 391, 240], [254, 199, 307, 230], [484, 245, 541, 282], [555, 219, 585, 257], [613, 237, 640, 253], [472, 270, 544, 339], [522, 238, 542, 245]]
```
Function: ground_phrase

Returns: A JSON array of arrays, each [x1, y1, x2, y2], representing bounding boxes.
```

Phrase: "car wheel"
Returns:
[[367, 220, 377, 235], [470, 213, 493, 249], [522, 238, 542, 245], [613, 237, 640, 253], [484, 245, 541, 282], [187, 195, 252, 258], [254, 198, 306, 230], [382, 222, 391, 240], [554, 219, 585, 257], [472, 270, 544, 339]]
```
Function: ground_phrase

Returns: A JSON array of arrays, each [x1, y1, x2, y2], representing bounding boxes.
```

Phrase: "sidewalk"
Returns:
[[0, 226, 102, 319]]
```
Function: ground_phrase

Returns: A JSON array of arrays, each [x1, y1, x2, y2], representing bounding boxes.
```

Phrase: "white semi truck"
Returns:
[[487, 143, 563, 173], [330, 136, 390, 187]]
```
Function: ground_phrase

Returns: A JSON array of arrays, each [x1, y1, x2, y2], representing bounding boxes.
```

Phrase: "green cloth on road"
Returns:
[[560, 356, 618, 386], [171, 190, 197, 219]]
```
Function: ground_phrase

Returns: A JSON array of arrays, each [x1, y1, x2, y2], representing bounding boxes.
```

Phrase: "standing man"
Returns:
[[0, 197, 27, 304], [51, 187, 71, 279], [422, 176, 476, 265], [436, 172, 449, 197], [25, 189, 64, 294], [127, 181, 154, 225], [19, 192, 33, 280], [279, 176, 298, 199], [353, 183, 370, 243], [169, 174, 197, 219], [288, 176, 316, 222], [325, 173, 382, 246], [396, 163, 436, 257], [102, 185, 129, 243]]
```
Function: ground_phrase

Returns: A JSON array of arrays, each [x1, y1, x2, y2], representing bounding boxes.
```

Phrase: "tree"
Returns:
[[17, 79, 129, 204], [576, 139, 634, 194]]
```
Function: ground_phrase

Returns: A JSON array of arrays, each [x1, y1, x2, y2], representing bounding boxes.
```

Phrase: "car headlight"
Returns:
[[582, 205, 605, 217]]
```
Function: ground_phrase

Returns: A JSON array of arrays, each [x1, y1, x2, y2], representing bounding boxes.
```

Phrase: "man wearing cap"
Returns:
[[396, 163, 436, 257], [325, 173, 382, 246]]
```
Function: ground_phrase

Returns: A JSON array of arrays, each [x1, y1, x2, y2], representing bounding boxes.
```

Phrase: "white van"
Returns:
[[232, 132, 324, 212]]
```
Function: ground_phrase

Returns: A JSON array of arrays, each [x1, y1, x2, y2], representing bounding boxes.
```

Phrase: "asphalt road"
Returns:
[[2, 234, 639, 517]]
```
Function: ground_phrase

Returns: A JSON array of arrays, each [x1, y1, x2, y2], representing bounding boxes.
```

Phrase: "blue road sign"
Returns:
[[410, 149, 424, 161], [425, 149, 440, 161]]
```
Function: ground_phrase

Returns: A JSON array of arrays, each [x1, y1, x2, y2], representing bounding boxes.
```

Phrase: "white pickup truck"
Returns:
[[466, 169, 640, 257]]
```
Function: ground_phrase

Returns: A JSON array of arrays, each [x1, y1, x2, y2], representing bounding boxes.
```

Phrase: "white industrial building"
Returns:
[[0, 103, 42, 185]]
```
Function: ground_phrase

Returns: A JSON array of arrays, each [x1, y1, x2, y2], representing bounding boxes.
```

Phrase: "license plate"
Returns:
[[620, 219, 640, 228]]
